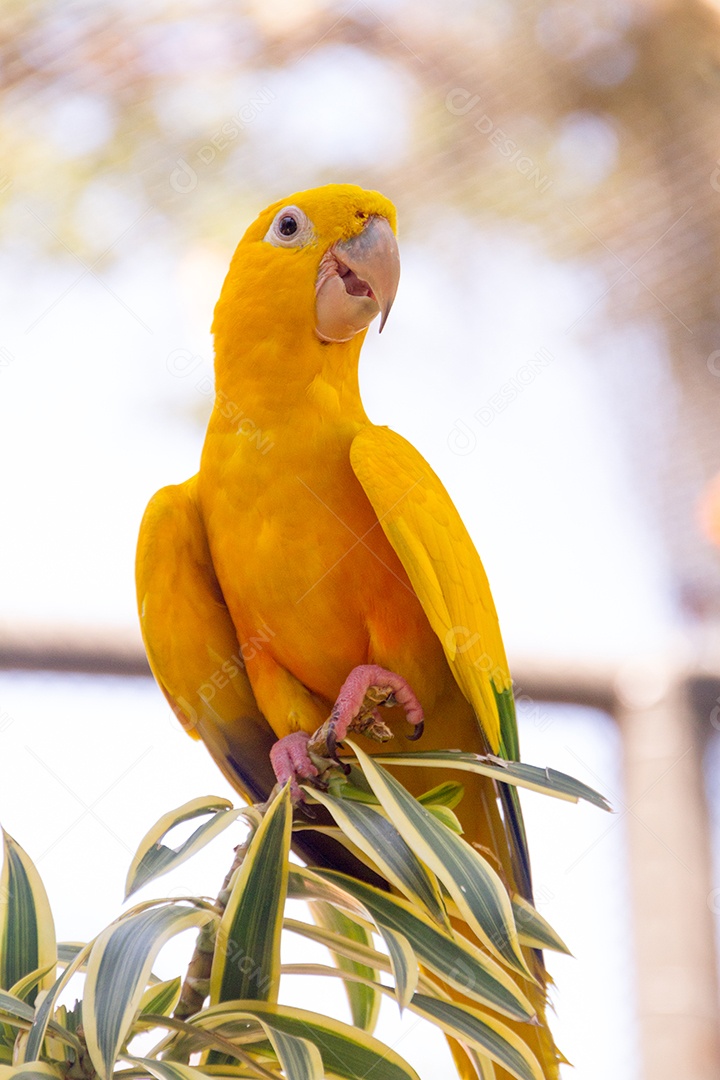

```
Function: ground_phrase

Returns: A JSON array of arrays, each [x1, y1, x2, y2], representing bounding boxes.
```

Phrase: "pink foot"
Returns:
[[327, 664, 424, 758], [270, 731, 318, 801]]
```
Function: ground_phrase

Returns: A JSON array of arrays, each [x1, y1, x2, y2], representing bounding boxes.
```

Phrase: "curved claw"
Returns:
[[407, 719, 424, 742], [326, 725, 337, 762], [321, 723, 352, 773]]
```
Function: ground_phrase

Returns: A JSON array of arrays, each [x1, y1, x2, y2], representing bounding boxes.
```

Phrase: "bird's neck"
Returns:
[[208, 329, 370, 440]]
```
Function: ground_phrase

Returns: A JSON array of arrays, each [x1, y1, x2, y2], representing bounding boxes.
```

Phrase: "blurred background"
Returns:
[[3, 0, 720, 1077]]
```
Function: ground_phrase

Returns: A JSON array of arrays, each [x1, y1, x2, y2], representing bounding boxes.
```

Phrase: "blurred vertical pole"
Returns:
[[618, 679, 720, 1080]]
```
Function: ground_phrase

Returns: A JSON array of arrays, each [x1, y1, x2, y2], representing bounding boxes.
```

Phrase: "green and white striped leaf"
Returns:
[[285, 918, 391, 975], [125, 797, 241, 898], [286, 917, 445, 1007], [424, 804, 463, 833], [278, 965, 542, 1080], [294, 868, 534, 1022], [0, 989, 33, 1024], [126, 1058, 223, 1080], [262, 1026, 323, 1080], [292, 912, 418, 1013], [127, 1056, 276, 1080], [417, 780, 465, 809], [83, 905, 213, 1080], [23, 942, 92, 1062], [460, 1049, 497, 1080], [56, 943, 86, 967], [0, 999, 80, 1058], [309, 902, 380, 1033], [131, 1015, 277, 1078], [0, 1065, 62, 1080], [376, 926, 417, 1010], [410, 994, 543, 1080], [374, 750, 611, 810], [137, 976, 182, 1018], [306, 787, 448, 926], [512, 896, 570, 955], [348, 743, 529, 976], [8, 963, 56, 1005], [210, 784, 292, 1008], [175, 1071, 267, 1079], [287, 866, 367, 919], [0, 833, 56, 1006], [181, 1000, 421, 1080]]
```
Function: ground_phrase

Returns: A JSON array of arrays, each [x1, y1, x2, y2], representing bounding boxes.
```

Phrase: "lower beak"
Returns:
[[333, 215, 400, 332]]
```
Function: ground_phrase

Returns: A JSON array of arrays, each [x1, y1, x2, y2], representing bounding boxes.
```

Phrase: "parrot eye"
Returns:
[[264, 206, 313, 248]]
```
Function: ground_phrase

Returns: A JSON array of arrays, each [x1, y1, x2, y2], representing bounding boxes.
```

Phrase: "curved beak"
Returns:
[[333, 215, 400, 332]]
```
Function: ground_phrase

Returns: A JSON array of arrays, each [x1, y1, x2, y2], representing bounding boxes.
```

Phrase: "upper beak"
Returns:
[[333, 215, 400, 332]]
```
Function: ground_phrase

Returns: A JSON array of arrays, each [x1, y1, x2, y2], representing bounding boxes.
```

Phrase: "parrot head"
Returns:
[[212, 184, 400, 356]]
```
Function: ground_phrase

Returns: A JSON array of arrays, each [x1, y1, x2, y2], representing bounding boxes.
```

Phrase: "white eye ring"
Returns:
[[263, 205, 313, 248]]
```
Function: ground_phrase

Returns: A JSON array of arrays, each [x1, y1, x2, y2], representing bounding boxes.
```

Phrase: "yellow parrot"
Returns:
[[136, 184, 559, 1078]]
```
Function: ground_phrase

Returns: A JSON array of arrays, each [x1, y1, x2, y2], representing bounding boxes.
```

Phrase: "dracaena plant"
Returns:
[[0, 746, 608, 1080]]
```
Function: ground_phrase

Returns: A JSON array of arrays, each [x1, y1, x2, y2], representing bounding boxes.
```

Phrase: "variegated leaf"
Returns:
[[348, 744, 528, 976], [512, 896, 570, 955], [277, 966, 543, 1080], [374, 750, 610, 810], [0, 833, 56, 1005], [306, 787, 447, 925], [83, 906, 213, 1080], [23, 942, 92, 1063], [291, 867, 534, 1021], [0, 1066, 62, 1080], [137, 976, 182, 1018], [176, 1000, 421, 1080], [308, 902, 380, 1033], [125, 797, 241, 898], [209, 785, 292, 1009], [375, 925, 417, 1011]]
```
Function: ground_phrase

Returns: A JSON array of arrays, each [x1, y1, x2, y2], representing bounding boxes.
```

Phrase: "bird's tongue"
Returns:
[[338, 262, 374, 299]]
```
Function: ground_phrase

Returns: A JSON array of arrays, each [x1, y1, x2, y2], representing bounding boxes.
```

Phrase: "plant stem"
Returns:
[[173, 837, 250, 1020]]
